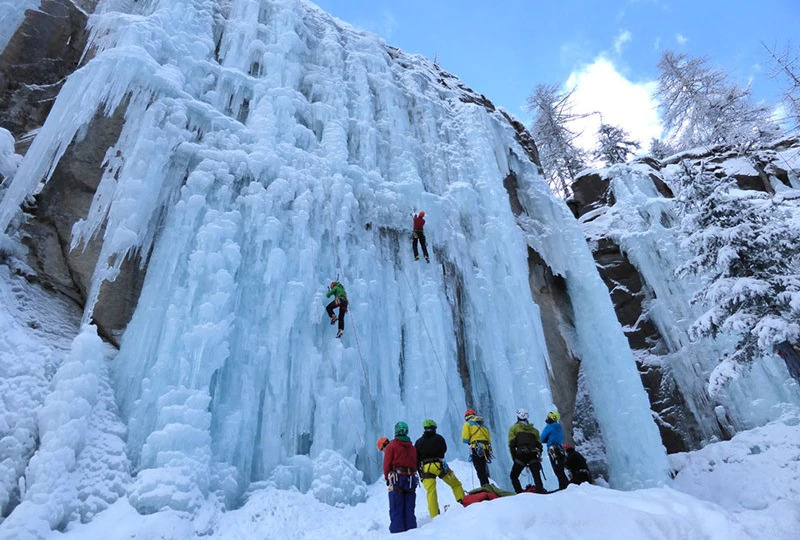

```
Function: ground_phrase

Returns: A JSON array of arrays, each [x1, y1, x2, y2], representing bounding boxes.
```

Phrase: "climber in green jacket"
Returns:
[[508, 408, 545, 493], [325, 280, 348, 338]]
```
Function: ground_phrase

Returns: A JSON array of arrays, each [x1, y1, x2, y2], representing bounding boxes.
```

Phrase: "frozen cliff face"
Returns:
[[0, 0, 669, 523], [573, 138, 800, 452]]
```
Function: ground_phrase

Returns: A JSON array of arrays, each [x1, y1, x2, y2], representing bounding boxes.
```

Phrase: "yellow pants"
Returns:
[[421, 462, 465, 517]]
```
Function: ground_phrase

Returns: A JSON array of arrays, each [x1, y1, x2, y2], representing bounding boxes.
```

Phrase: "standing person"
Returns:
[[563, 443, 592, 485], [415, 419, 465, 517], [383, 422, 418, 534], [461, 408, 493, 487], [507, 408, 545, 494], [541, 410, 569, 490], [412, 211, 429, 262], [325, 280, 348, 338]]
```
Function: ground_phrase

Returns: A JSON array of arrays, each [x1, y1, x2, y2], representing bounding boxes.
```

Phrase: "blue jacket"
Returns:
[[540, 422, 563, 448]]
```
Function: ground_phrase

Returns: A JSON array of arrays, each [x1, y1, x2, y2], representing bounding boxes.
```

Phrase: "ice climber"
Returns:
[[563, 443, 591, 485], [325, 280, 348, 338], [412, 210, 429, 262], [414, 419, 465, 517], [383, 421, 418, 533], [461, 408, 493, 487], [507, 408, 545, 494], [541, 410, 569, 490]]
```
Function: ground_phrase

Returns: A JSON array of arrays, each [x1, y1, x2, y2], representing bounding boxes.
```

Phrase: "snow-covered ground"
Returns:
[[53, 415, 800, 539]]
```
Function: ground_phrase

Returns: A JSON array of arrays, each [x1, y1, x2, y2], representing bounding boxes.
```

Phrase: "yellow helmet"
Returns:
[[546, 411, 560, 422]]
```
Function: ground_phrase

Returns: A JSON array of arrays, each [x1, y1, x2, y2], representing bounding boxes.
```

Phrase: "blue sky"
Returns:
[[313, 0, 799, 147]]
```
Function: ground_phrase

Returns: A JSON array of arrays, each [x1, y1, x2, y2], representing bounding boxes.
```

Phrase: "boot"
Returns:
[[336, 329, 343, 338], [330, 315, 338, 325]]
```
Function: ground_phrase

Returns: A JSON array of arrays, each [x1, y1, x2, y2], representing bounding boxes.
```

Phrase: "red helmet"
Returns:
[[377, 437, 389, 451], [329, 281, 338, 289], [464, 408, 476, 419], [418, 210, 425, 217], [563, 443, 574, 451]]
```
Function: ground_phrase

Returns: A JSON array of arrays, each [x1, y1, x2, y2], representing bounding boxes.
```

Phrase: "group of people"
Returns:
[[321, 212, 592, 534], [323, 211, 429, 339], [379, 408, 592, 533]]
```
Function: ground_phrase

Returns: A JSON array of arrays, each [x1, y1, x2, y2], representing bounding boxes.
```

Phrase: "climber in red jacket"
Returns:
[[412, 211, 429, 262], [383, 421, 418, 533]]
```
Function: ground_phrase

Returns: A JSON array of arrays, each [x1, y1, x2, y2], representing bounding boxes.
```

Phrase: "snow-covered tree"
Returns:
[[675, 162, 800, 371], [656, 51, 778, 151], [649, 138, 675, 161], [527, 84, 588, 197], [594, 123, 640, 166], [763, 41, 800, 129]]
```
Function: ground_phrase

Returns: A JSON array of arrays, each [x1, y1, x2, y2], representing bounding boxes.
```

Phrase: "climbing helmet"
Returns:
[[516, 408, 529, 421], [377, 437, 390, 451], [395, 421, 409, 436], [423, 419, 437, 430], [546, 410, 560, 422], [464, 408, 476, 419]]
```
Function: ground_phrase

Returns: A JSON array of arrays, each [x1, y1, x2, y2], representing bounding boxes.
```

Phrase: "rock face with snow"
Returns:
[[0, 0, 143, 344], [0, 1, 676, 528], [572, 138, 800, 453]]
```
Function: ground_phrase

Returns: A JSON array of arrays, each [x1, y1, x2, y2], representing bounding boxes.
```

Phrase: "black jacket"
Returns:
[[414, 430, 447, 466], [565, 448, 588, 472]]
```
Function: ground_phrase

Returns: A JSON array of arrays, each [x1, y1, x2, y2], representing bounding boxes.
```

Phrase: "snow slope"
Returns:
[[54, 414, 800, 539]]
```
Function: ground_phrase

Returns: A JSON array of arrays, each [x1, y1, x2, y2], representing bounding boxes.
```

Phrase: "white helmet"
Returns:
[[516, 408, 529, 421]]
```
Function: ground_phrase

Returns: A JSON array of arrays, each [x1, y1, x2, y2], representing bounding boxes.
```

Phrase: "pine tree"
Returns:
[[527, 84, 589, 197], [656, 51, 778, 151], [649, 138, 675, 160], [675, 162, 800, 369], [594, 123, 640, 166]]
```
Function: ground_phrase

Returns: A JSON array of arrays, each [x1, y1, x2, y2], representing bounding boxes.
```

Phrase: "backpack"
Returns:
[[514, 431, 541, 460]]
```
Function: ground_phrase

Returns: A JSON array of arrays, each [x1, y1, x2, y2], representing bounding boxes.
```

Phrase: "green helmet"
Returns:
[[395, 421, 409, 436], [423, 419, 437, 430], [546, 411, 561, 422]]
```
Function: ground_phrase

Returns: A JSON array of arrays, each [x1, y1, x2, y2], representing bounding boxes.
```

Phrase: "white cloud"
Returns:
[[613, 30, 632, 55], [676, 33, 688, 45], [564, 56, 663, 156], [354, 10, 396, 40]]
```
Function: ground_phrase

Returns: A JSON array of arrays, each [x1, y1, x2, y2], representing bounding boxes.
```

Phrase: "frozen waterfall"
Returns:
[[0, 0, 668, 514]]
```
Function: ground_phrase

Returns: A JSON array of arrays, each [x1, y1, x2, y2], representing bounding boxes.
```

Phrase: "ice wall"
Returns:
[[0, 0, 668, 514]]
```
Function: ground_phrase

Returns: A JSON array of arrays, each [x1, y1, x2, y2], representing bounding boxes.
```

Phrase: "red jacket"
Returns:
[[383, 439, 417, 480], [413, 215, 425, 231]]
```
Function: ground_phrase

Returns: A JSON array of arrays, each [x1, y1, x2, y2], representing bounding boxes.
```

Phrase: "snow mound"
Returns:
[[267, 449, 367, 507], [670, 411, 800, 514]]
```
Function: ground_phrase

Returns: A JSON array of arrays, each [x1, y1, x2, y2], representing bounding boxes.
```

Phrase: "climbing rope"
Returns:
[[349, 311, 381, 434], [400, 267, 462, 415], [321, 335, 381, 468]]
